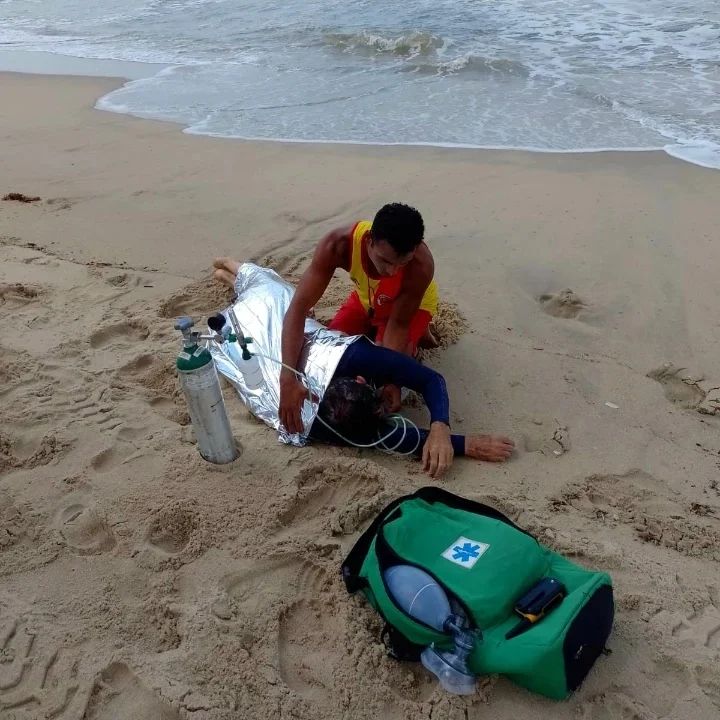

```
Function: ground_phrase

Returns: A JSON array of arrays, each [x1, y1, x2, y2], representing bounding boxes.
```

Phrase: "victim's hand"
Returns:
[[422, 422, 454, 478]]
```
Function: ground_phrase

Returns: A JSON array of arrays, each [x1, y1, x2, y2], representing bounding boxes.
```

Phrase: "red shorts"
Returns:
[[328, 291, 432, 355]]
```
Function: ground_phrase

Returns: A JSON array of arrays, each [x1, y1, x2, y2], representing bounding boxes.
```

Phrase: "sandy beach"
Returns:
[[1, 71, 720, 720]]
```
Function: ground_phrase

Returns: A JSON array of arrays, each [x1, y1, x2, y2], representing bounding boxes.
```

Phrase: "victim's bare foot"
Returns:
[[465, 434, 515, 462], [212, 257, 241, 288], [212, 268, 235, 287], [213, 257, 241, 274]]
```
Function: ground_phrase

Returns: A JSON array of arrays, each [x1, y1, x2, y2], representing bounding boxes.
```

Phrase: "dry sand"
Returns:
[[1, 71, 720, 720]]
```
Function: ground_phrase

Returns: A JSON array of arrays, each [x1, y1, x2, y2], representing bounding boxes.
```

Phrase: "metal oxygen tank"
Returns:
[[175, 316, 239, 464]]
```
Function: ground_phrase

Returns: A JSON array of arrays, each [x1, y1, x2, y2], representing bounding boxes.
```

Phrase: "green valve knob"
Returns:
[[240, 336, 254, 361]]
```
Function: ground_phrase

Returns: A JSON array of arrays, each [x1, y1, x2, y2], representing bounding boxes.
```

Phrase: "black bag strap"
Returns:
[[341, 492, 413, 592], [341, 486, 532, 594]]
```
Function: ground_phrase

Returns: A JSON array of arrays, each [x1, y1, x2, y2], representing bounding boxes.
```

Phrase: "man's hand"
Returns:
[[279, 371, 309, 435], [381, 384, 402, 413], [422, 422, 454, 478]]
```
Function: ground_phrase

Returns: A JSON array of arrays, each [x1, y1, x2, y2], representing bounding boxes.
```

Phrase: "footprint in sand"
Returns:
[[522, 420, 570, 457], [84, 662, 179, 720], [695, 664, 720, 709], [44, 197, 74, 211], [2, 431, 71, 471], [276, 460, 388, 538], [105, 272, 130, 287], [551, 470, 720, 561], [89, 440, 146, 473], [277, 599, 346, 709], [157, 278, 233, 319], [90, 446, 122, 473], [116, 353, 189, 425], [89, 320, 150, 349], [538, 288, 588, 319], [672, 603, 720, 652], [96, 271, 143, 289], [0, 490, 30, 550], [24, 364, 128, 435], [583, 653, 696, 719], [70, 391, 124, 434], [647, 364, 707, 409], [118, 353, 156, 376], [0, 617, 90, 719], [219, 556, 297, 618], [0, 282, 44, 307], [256, 247, 313, 279], [219, 556, 332, 620], [145, 502, 198, 555], [580, 692, 656, 720], [21, 252, 59, 268], [58, 503, 116, 555]]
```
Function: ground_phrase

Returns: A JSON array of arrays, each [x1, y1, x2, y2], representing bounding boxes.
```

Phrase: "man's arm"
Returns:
[[381, 246, 434, 353], [342, 341, 449, 424], [337, 340, 454, 477], [279, 226, 350, 434]]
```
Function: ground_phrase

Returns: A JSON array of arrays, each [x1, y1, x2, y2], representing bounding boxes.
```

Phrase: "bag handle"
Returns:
[[412, 486, 533, 537]]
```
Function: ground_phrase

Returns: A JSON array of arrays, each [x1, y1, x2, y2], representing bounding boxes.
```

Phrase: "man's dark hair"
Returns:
[[317, 377, 382, 443], [370, 203, 425, 255]]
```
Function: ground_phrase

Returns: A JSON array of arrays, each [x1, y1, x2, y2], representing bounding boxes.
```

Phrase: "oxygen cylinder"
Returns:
[[175, 317, 238, 464]]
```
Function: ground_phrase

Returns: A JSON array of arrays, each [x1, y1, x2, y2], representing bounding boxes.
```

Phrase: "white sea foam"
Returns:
[[1, 0, 718, 168]]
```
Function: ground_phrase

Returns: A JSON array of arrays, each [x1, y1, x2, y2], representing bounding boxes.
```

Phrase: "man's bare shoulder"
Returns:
[[314, 223, 356, 271]]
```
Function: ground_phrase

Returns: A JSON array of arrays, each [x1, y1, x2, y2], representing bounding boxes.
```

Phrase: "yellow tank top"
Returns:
[[348, 220, 439, 318]]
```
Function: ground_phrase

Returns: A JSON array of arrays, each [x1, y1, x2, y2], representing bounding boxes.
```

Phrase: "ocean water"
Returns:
[[1, 0, 719, 168]]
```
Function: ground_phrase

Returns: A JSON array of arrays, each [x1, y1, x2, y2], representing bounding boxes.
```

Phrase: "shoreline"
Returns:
[[1, 49, 717, 171], [0, 67, 707, 172]]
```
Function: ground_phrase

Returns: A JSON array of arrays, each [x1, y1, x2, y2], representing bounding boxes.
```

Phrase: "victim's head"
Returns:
[[317, 376, 383, 441]]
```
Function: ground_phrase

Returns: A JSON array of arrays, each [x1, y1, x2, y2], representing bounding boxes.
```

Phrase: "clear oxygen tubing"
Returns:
[[248, 349, 422, 456]]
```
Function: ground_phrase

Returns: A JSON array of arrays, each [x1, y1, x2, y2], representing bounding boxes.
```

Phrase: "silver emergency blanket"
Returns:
[[208, 263, 358, 446]]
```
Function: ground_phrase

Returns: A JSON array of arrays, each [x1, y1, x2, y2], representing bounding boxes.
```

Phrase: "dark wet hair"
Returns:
[[317, 377, 382, 443], [370, 203, 425, 255]]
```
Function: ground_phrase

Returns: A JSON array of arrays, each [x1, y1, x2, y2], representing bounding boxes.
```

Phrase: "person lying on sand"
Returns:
[[213, 258, 513, 478], [278, 202, 439, 433]]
